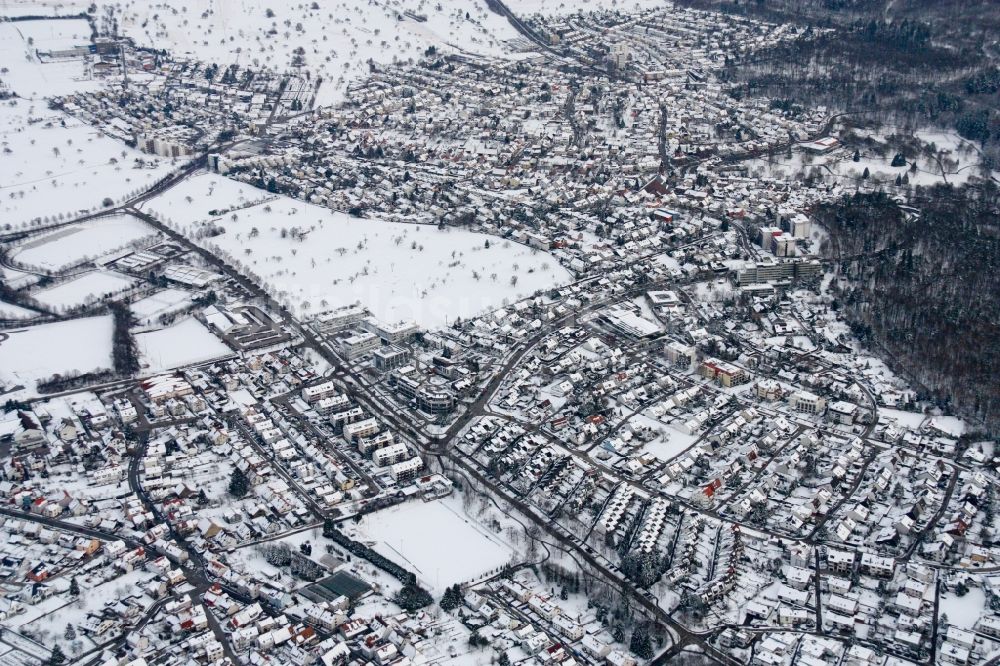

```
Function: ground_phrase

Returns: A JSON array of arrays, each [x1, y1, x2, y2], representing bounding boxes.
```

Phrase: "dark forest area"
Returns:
[[680, 0, 1000, 167], [815, 185, 1000, 434], [678, 0, 1000, 432]]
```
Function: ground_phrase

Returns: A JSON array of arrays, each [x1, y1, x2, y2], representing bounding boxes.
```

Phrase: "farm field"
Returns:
[[143, 174, 571, 329], [31, 270, 137, 311], [0, 315, 114, 394]]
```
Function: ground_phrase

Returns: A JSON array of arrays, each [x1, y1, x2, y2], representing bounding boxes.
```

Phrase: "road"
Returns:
[[565, 84, 585, 146], [813, 549, 823, 632], [0, 80, 953, 666], [657, 103, 670, 171], [0, 506, 136, 545], [240, 267, 743, 663], [127, 434, 243, 665], [484, 0, 607, 77]]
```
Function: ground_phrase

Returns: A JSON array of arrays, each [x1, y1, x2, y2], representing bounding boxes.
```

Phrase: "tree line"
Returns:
[[817, 184, 1000, 433]]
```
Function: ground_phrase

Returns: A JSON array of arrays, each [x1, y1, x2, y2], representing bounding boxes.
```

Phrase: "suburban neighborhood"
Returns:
[[0, 1, 998, 665]]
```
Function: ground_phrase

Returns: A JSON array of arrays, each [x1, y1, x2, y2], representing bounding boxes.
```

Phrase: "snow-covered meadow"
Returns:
[[0, 299, 38, 320], [0, 18, 99, 100], [9, 215, 158, 272], [31, 270, 136, 310], [748, 128, 990, 188], [130, 288, 196, 325], [0, 100, 173, 229], [104, 0, 520, 106], [0, 315, 114, 393], [143, 174, 571, 329]]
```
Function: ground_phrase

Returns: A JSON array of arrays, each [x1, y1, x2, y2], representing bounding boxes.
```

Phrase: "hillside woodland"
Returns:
[[816, 185, 1000, 433], [681, 0, 1000, 167]]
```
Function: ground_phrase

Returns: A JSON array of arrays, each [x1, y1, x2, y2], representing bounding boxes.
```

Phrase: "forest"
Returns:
[[674, 0, 1000, 431], [815, 184, 1000, 434], [681, 0, 1000, 167]]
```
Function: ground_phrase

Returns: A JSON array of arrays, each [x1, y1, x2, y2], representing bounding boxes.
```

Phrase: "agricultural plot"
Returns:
[[31, 270, 137, 311], [143, 174, 571, 329], [0, 315, 114, 394]]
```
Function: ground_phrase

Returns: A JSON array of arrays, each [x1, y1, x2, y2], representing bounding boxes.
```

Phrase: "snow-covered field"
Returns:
[[0, 101, 174, 229], [880, 408, 927, 430], [749, 127, 990, 188], [13, 14, 90, 49], [31, 270, 136, 310], [939, 587, 986, 630], [143, 174, 571, 329], [0, 315, 113, 392], [638, 429, 699, 463], [0, 264, 43, 291], [627, 413, 700, 462], [134, 316, 232, 372], [352, 497, 516, 592], [9, 215, 158, 272], [131, 288, 195, 325], [3, 0, 529, 110], [0, 1, 91, 16], [0, 18, 100, 99], [105, 0, 520, 106], [0, 299, 38, 320]]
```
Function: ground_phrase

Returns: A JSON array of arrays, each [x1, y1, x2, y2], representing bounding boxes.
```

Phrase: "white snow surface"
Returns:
[[108, 0, 521, 106], [0, 103, 174, 230], [134, 316, 233, 372], [0, 18, 99, 99], [939, 587, 986, 630], [0, 0, 528, 105], [633, 413, 700, 462], [130, 288, 196, 324], [31, 270, 136, 310], [10, 215, 158, 272], [0, 315, 114, 392], [0, 1, 91, 16], [351, 496, 516, 593], [0, 300, 38, 320], [144, 174, 572, 330]]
